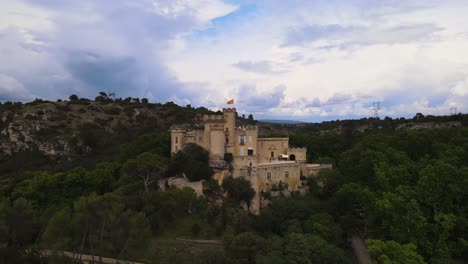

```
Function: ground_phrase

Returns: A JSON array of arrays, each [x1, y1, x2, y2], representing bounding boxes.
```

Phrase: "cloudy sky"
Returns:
[[1, 0, 467, 121]]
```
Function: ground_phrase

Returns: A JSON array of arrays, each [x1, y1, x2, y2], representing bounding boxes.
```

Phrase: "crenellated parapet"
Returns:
[[222, 108, 236, 113], [203, 114, 225, 123], [288, 147, 307, 152], [208, 123, 225, 130]]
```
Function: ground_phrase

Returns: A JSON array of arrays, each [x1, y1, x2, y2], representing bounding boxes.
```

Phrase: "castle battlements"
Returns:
[[258, 137, 289, 141], [288, 147, 306, 151], [222, 108, 236, 113], [170, 108, 326, 211]]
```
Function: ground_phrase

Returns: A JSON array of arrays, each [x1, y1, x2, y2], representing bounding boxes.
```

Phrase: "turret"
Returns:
[[223, 108, 236, 153], [171, 128, 186, 154]]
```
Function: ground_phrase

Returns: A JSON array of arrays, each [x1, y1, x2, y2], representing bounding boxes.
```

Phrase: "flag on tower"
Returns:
[[227, 99, 234, 105]]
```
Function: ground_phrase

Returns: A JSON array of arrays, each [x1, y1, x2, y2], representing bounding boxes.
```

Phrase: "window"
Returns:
[[249, 136, 252, 143], [285, 171, 289, 178], [249, 163, 252, 167], [175, 146, 178, 151], [248, 148, 253, 156], [240, 147, 245, 156], [239, 135, 245, 145], [176, 137, 178, 144], [267, 172, 272, 180], [226, 137, 229, 143], [199, 137, 203, 142], [271, 151, 275, 158]]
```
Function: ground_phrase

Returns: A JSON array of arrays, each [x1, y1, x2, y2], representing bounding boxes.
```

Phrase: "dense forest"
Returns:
[[0, 97, 467, 263]]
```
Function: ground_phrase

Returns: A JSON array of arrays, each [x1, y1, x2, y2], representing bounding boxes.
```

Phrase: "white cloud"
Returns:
[[0, 74, 34, 101], [168, 0, 468, 120], [1, 0, 467, 120]]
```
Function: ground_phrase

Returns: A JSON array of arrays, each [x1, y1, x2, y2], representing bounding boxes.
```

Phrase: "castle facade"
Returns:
[[171, 108, 323, 193]]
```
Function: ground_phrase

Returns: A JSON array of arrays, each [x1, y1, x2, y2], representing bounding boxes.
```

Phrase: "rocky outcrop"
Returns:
[[158, 177, 204, 197], [209, 159, 228, 170], [0, 100, 196, 159]]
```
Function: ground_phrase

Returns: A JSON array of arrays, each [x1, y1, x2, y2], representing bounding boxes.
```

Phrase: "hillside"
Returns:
[[0, 96, 467, 263], [1, 97, 466, 176], [0, 98, 215, 173]]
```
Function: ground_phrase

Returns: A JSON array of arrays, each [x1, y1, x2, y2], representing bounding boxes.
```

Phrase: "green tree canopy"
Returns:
[[168, 143, 213, 182], [367, 239, 426, 264], [222, 177, 255, 207]]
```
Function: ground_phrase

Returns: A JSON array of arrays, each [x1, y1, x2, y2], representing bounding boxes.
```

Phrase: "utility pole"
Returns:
[[371, 102, 381, 118], [450, 107, 457, 115]]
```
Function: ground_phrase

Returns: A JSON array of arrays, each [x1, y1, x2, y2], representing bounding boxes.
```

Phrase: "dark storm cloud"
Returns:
[[0, 0, 227, 103], [62, 51, 184, 100]]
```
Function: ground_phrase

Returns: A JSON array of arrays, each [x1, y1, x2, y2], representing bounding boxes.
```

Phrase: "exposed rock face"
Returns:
[[0, 100, 191, 159], [395, 121, 461, 130], [209, 159, 228, 170]]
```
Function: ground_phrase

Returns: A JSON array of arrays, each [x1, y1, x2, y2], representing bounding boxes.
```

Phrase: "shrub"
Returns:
[[224, 153, 234, 163], [104, 107, 121, 115], [222, 177, 255, 207], [191, 223, 201, 237]]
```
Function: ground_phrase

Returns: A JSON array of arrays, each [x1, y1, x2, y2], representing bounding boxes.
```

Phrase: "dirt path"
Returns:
[[42, 250, 142, 264], [175, 238, 224, 245], [351, 235, 372, 264]]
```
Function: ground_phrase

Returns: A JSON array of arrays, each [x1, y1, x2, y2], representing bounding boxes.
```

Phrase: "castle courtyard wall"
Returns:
[[256, 161, 301, 191], [257, 138, 289, 163]]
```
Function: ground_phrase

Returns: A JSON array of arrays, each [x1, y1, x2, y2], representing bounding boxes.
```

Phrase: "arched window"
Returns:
[[289, 154, 296, 161]]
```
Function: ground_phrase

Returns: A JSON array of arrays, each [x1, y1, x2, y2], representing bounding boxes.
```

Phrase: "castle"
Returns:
[[171, 108, 328, 195]]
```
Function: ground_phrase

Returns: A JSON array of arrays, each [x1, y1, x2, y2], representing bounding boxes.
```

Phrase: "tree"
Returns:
[[247, 114, 255, 124], [69, 94, 79, 101], [372, 189, 427, 245], [303, 213, 339, 242], [0, 198, 38, 248], [224, 153, 234, 164], [95, 92, 111, 102], [196, 250, 227, 264], [334, 183, 376, 233], [141, 188, 207, 234], [413, 113, 425, 120], [123, 152, 168, 193], [168, 143, 213, 182], [225, 232, 268, 264], [222, 177, 255, 207], [42, 193, 151, 260], [367, 239, 426, 264], [141, 98, 149, 104]]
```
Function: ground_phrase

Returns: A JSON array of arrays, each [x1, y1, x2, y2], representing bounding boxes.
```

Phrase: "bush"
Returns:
[[168, 143, 214, 182], [191, 223, 201, 237], [104, 107, 121, 115], [222, 177, 255, 207], [224, 153, 234, 163]]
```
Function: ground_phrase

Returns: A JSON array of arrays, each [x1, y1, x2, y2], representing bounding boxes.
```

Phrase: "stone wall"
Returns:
[[232, 155, 258, 177], [306, 164, 333, 176], [257, 138, 289, 163], [256, 161, 301, 192], [233, 126, 258, 157], [287, 147, 307, 162], [158, 177, 204, 197]]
